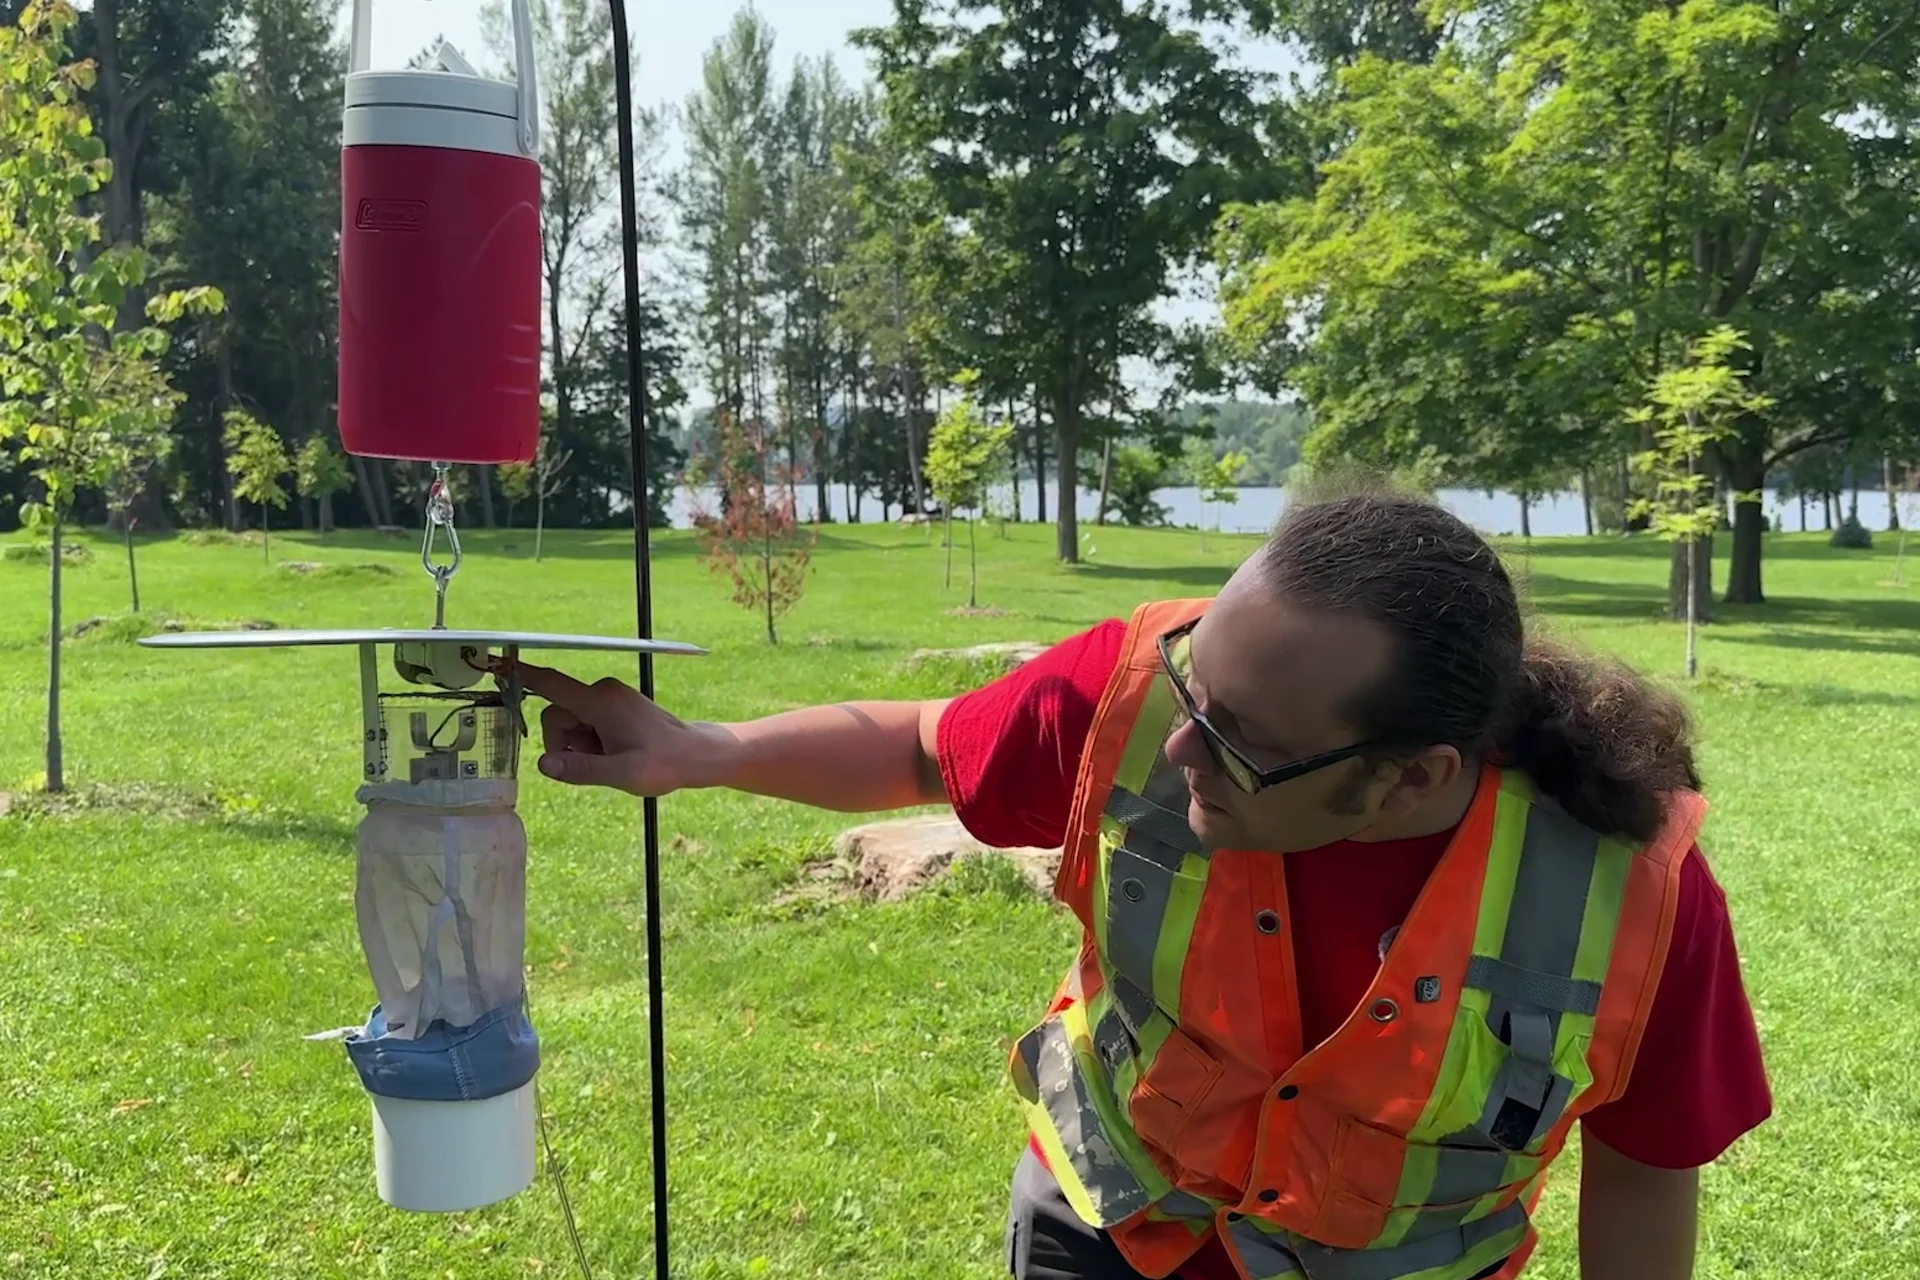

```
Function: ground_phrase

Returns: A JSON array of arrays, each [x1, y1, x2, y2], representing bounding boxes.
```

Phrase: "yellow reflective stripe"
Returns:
[[1152, 849, 1207, 1023], [1114, 676, 1176, 794], [1092, 820, 1117, 959], [1469, 776, 1532, 957], [1570, 835, 1634, 985]]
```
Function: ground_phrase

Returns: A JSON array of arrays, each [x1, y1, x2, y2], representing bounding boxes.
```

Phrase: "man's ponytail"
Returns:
[[1498, 637, 1700, 843]]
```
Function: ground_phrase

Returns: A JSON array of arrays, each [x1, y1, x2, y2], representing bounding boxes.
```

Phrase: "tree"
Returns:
[[222, 408, 289, 560], [497, 456, 533, 529], [100, 398, 174, 612], [294, 433, 351, 533], [0, 0, 222, 793], [681, 10, 779, 431], [1183, 437, 1249, 552], [529, 434, 572, 562], [924, 373, 1013, 606], [689, 411, 814, 643], [1627, 327, 1772, 678], [1218, 0, 1920, 613], [854, 0, 1297, 563]]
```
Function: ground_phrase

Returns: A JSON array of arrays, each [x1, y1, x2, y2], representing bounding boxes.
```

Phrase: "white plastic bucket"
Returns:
[[370, 1079, 537, 1212]]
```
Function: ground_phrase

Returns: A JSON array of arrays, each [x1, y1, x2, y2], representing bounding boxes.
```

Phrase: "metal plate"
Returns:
[[137, 628, 706, 655]]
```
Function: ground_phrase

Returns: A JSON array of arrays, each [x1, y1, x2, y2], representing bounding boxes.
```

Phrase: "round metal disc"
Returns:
[[137, 628, 706, 655]]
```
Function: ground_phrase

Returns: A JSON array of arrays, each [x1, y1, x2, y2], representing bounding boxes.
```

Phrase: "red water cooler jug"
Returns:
[[338, 0, 542, 466]]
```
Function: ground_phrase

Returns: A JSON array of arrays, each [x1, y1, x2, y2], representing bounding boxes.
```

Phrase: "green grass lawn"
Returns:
[[2, 519, 1917, 1279]]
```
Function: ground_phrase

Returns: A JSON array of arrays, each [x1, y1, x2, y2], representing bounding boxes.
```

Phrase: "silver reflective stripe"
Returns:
[[1016, 1021, 1156, 1224], [1142, 749, 1196, 819], [1106, 784, 1204, 857], [1105, 847, 1181, 1003], [1463, 955, 1600, 1017], [1109, 972, 1157, 1033], [1292, 1201, 1527, 1280], [1427, 1145, 1515, 1207], [1226, 1219, 1307, 1279], [1158, 1189, 1217, 1220]]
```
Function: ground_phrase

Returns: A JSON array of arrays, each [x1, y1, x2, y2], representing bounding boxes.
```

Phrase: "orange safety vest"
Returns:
[[1008, 598, 1704, 1280]]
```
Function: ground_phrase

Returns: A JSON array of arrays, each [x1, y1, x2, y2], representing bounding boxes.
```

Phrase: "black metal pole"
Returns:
[[608, 0, 669, 1276]]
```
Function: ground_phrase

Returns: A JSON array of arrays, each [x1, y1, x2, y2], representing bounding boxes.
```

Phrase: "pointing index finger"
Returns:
[[509, 659, 597, 715]]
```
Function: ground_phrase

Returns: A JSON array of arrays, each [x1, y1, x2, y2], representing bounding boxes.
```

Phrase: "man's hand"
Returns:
[[513, 661, 731, 796], [1578, 1131, 1698, 1280]]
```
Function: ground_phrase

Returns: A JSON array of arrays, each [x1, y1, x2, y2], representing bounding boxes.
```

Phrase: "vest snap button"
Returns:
[[1121, 878, 1145, 903], [1258, 1189, 1279, 1203], [1277, 1084, 1299, 1100], [1254, 910, 1279, 935], [1369, 998, 1400, 1024]]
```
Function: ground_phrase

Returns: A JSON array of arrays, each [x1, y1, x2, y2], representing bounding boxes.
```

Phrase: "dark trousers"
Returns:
[[1004, 1147, 1152, 1279], [1004, 1147, 1512, 1280]]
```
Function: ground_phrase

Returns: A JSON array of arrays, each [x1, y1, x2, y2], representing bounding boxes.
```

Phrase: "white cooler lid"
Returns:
[[346, 70, 519, 119]]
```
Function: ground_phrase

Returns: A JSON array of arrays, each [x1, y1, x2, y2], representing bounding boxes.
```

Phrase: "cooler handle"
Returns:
[[511, 0, 541, 158], [343, 0, 541, 161]]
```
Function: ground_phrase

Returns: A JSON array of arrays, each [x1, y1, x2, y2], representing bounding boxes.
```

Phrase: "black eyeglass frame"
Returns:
[[1156, 618, 1381, 794]]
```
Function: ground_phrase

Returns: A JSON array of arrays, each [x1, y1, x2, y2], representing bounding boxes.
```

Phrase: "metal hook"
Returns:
[[420, 463, 462, 628]]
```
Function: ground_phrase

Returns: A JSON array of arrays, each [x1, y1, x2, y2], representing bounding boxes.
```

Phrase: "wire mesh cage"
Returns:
[[374, 694, 521, 784]]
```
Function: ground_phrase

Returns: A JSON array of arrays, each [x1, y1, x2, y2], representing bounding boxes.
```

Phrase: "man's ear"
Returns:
[[1378, 745, 1462, 816]]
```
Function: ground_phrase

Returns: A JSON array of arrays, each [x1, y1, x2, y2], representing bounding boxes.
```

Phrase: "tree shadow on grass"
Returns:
[[1062, 562, 1237, 590], [1522, 570, 1920, 642]]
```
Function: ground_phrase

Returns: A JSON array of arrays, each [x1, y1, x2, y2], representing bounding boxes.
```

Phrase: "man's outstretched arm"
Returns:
[[512, 660, 949, 812]]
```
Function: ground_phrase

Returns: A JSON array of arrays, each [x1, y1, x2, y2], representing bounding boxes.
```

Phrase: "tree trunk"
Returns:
[[1054, 390, 1080, 563], [1579, 469, 1594, 537], [1008, 396, 1022, 523], [813, 374, 831, 525], [1095, 436, 1115, 527], [1667, 533, 1713, 625], [1032, 391, 1048, 524], [47, 518, 64, 794], [535, 485, 546, 562], [1797, 492, 1806, 531], [944, 511, 954, 587], [1518, 492, 1533, 540], [1724, 449, 1767, 605], [320, 492, 337, 535], [903, 367, 925, 515], [1822, 491, 1835, 530], [125, 522, 140, 613], [475, 467, 497, 528], [968, 516, 978, 609], [1886, 456, 1902, 531], [262, 506, 271, 563]]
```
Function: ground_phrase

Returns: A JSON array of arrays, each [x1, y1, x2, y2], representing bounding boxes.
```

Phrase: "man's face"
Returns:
[[1162, 575, 1401, 853]]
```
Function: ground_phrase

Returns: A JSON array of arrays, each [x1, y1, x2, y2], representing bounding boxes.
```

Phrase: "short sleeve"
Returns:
[[1579, 848, 1772, 1168], [934, 619, 1125, 851]]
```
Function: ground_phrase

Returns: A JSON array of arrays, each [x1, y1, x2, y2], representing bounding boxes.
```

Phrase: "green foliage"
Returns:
[[293, 435, 350, 502], [1182, 436, 1250, 549], [1831, 513, 1874, 550], [853, 0, 1297, 561], [1627, 328, 1773, 546], [1083, 444, 1174, 529], [924, 377, 1013, 518], [222, 409, 288, 560]]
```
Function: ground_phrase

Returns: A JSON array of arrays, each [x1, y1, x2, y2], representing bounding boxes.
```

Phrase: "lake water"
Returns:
[[666, 483, 1920, 538]]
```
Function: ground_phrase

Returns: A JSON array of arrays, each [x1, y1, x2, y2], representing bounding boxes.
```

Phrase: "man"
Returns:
[[515, 491, 1771, 1280]]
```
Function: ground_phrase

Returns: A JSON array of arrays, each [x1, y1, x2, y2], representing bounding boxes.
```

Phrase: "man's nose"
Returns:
[[1165, 718, 1216, 774]]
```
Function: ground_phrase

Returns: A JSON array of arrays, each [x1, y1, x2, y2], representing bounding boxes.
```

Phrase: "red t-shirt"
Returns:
[[937, 619, 1771, 1280]]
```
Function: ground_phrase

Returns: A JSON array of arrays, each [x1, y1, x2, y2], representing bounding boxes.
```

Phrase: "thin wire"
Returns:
[[609, 2, 670, 1277], [536, 1074, 596, 1280]]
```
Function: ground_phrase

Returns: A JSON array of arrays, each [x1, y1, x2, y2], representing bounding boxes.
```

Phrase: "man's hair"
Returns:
[[1252, 484, 1700, 842]]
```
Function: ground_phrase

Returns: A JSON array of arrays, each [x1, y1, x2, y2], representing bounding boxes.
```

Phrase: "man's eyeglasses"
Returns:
[[1156, 618, 1377, 795]]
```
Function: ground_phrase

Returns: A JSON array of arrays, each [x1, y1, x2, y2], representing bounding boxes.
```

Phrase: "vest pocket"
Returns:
[[1311, 1116, 1538, 1251], [1125, 1021, 1223, 1170]]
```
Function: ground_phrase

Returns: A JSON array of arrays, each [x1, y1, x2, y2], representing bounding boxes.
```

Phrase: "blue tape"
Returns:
[[344, 998, 540, 1101]]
